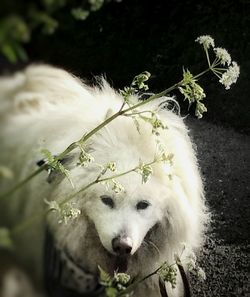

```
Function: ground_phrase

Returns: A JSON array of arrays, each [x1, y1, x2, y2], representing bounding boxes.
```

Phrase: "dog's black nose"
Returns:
[[112, 236, 132, 255]]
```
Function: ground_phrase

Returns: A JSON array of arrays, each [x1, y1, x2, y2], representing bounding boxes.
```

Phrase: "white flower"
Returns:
[[59, 205, 81, 224], [195, 35, 215, 49], [78, 145, 95, 167], [111, 179, 125, 193], [45, 199, 81, 224], [157, 262, 177, 289], [195, 101, 207, 119], [106, 162, 117, 172], [187, 259, 196, 271], [197, 267, 206, 281], [219, 61, 240, 90], [114, 273, 130, 285], [214, 47, 231, 66], [135, 161, 153, 184]]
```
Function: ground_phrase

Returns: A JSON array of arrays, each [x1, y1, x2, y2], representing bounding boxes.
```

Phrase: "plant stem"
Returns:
[[0, 165, 46, 201], [9, 159, 157, 236], [0, 67, 210, 201], [117, 265, 163, 296], [204, 47, 211, 67], [193, 68, 210, 80]]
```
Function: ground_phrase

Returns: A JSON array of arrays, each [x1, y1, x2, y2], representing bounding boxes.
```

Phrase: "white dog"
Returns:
[[0, 65, 207, 297]]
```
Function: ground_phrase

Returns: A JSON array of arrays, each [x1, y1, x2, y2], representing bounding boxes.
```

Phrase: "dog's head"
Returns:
[[46, 114, 205, 278]]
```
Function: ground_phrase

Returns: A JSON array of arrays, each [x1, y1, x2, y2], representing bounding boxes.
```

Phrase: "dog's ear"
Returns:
[[37, 143, 96, 184], [36, 154, 76, 184]]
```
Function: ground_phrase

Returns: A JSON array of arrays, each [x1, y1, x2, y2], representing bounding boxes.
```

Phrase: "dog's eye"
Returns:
[[136, 200, 151, 210], [100, 195, 114, 209]]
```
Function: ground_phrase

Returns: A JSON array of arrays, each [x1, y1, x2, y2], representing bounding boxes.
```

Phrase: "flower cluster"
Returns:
[[106, 162, 117, 172], [195, 35, 215, 49], [185, 247, 206, 281], [99, 162, 117, 177], [41, 149, 74, 187], [120, 71, 151, 105], [101, 179, 125, 194], [179, 69, 207, 119], [195, 35, 240, 90], [140, 112, 166, 135], [135, 161, 153, 184], [99, 266, 131, 297], [157, 262, 178, 289], [219, 61, 240, 90], [214, 47, 231, 66], [78, 144, 95, 167], [131, 71, 151, 91], [45, 199, 81, 224], [111, 179, 125, 193]]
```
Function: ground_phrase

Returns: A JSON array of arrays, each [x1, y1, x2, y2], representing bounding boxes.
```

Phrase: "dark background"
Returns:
[[1, 0, 250, 133]]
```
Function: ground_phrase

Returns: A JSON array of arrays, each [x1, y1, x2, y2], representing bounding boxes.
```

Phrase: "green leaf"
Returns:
[[0, 228, 14, 250], [98, 265, 112, 285], [106, 287, 118, 297], [1, 44, 17, 63], [13, 42, 28, 62], [89, 0, 105, 11], [41, 149, 74, 187], [71, 8, 90, 20]]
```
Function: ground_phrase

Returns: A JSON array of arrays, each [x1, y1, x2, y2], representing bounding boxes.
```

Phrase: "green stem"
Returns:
[[0, 67, 212, 201], [11, 209, 46, 236], [0, 85, 180, 200], [123, 110, 153, 117], [0, 165, 45, 201], [193, 68, 210, 80], [213, 67, 227, 71], [204, 47, 211, 67], [10, 159, 157, 236], [117, 265, 163, 296]]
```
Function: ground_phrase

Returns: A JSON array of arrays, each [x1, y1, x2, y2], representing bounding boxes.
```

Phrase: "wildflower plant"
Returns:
[[120, 71, 151, 109], [195, 35, 240, 91], [157, 262, 178, 289], [185, 251, 206, 281], [77, 143, 95, 167], [178, 69, 207, 119], [178, 35, 240, 119], [44, 199, 81, 224], [135, 161, 153, 184], [41, 149, 74, 187], [98, 266, 131, 297]]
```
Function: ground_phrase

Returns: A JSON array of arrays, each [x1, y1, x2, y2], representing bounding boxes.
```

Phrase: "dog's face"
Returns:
[[46, 119, 203, 281], [84, 174, 168, 258]]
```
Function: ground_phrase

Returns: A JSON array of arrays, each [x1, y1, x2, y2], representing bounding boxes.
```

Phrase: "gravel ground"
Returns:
[[187, 118, 250, 297]]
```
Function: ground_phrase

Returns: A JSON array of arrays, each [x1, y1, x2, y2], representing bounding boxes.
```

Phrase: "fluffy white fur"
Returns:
[[0, 65, 207, 297]]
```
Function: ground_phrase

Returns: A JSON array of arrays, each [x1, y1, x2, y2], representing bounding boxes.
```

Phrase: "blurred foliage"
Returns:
[[0, 0, 120, 63]]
